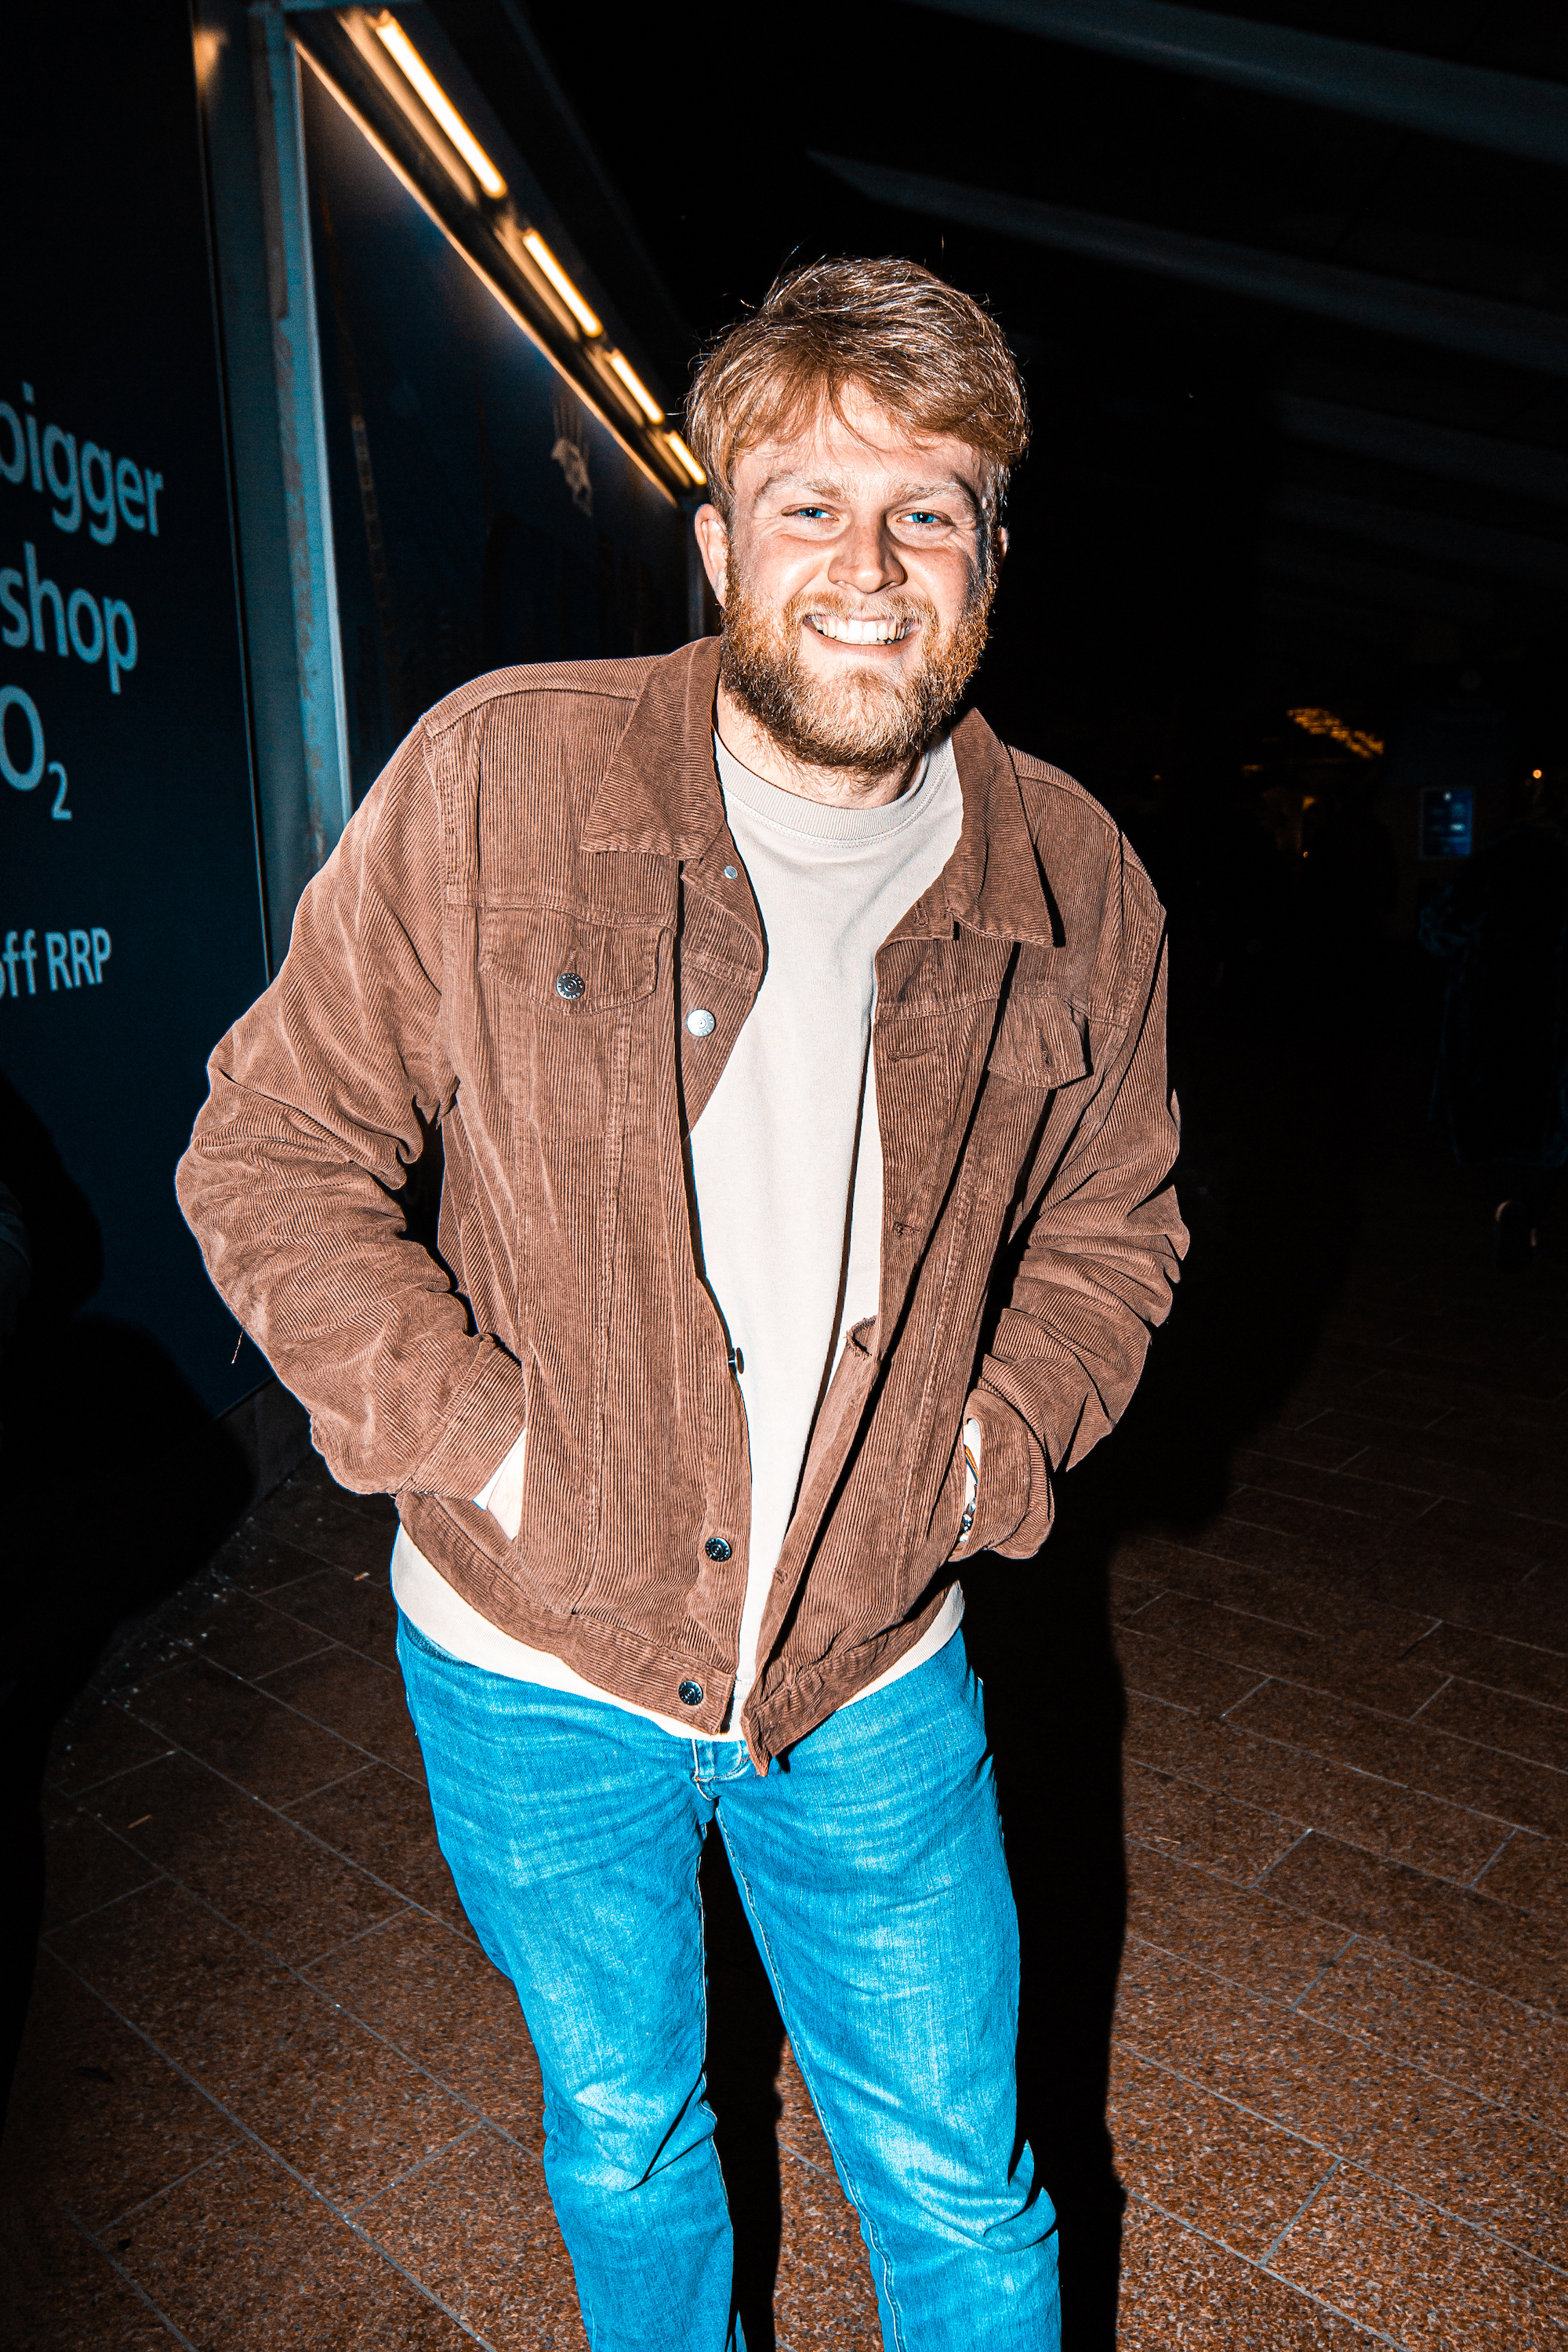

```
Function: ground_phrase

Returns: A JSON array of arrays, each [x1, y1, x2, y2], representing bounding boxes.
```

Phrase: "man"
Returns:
[[177, 257, 1185, 2350]]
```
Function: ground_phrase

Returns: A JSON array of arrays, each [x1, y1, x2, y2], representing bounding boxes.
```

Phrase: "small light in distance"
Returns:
[[664, 432, 706, 486], [520, 230, 602, 337], [1534, 768, 1544, 779], [372, 12, 507, 199], [192, 24, 223, 90], [1288, 706, 1385, 760], [608, 350, 665, 425]]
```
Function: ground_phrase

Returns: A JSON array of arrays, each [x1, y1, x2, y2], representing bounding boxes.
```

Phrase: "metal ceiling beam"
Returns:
[[1276, 394, 1568, 506], [1258, 539, 1494, 624], [1255, 585, 1455, 655], [1269, 484, 1568, 587], [904, 0, 1568, 168], [813, 156, 1568, 377]]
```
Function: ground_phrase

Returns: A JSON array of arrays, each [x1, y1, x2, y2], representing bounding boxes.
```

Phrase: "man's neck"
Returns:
[[713, 684, 923, 811]]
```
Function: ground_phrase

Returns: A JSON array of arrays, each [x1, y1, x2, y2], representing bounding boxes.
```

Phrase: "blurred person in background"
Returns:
[[1421, 767, 1568, 1268], [0, 1182, 27, 1374]]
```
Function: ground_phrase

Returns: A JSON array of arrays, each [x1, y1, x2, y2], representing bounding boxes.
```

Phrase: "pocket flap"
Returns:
[[988, 992, 1090, 1087], [481, 911, 660, 1014]]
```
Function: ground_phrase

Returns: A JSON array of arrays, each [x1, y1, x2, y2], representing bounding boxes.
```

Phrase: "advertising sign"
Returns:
[[2, 3, 267, 1417]]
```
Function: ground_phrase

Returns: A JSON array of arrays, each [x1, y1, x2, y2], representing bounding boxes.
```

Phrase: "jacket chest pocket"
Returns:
[[481, 911, 662, 1139], [969, 990, 1091, 1198]]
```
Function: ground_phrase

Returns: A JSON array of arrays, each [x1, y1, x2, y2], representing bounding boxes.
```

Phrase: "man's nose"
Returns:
[[826, 519, 906, 596]]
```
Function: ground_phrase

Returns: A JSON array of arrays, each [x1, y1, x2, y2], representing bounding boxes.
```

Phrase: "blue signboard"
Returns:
[[1420, 786, 1474, 860], [1, 2, 267, 1416]]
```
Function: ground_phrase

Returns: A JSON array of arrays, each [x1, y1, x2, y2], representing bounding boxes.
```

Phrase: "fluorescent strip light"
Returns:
[[607, 350, 664, 425], [664, 431, 706, 486], [494, 216, 579, 336], [520, 229, 601, 338], [298, 51, 676, 507], [371, 13, 507, 200]]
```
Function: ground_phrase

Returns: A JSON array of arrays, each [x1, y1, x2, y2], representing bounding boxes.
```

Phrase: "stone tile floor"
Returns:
[[4, 1134, 1568, 2347]]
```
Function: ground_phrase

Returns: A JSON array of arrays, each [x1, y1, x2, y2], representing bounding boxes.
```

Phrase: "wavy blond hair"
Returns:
[[686, 257, 1029, 524]]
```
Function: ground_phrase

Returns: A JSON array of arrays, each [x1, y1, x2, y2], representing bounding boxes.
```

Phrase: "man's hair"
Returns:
[[686, 257, 1029, 524]]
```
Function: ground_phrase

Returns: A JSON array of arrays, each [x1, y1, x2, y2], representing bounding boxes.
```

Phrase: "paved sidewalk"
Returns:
[[3, 1140, 1566, 2347], [1106, 1153, 1568, 2349]]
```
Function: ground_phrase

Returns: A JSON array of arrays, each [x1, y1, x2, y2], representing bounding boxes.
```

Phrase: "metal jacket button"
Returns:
[[723, 865, 738, 880], [686, 1008, 716, 1036], [704, 1535, 731, 1561], [555, 971, 585, 1000], [678, 1679, 703, 1706]]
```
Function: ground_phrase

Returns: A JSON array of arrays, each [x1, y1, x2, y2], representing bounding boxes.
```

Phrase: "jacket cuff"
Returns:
[[406, 1343, 528, 1501], [963, 1388, 1054, 1558]]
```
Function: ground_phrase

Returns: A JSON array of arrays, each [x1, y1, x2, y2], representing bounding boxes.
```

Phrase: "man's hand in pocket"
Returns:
[[476, 1427, 526, 1542]]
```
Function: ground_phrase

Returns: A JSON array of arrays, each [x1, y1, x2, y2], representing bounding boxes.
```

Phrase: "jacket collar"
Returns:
[[936, 706, 1057, 947], [583, 637, 1055, 949], [582, 639, 728, 858]]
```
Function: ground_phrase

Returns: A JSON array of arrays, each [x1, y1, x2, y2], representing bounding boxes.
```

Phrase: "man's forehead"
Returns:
[[739, 432, 992, 511], [734, 378, 988, 487]]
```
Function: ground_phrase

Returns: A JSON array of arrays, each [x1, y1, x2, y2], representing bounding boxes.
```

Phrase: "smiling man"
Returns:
[[177, 258, 1185, 2352]]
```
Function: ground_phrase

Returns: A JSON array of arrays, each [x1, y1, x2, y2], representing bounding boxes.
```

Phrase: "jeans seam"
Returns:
[[713, 1814, 909, 2352]]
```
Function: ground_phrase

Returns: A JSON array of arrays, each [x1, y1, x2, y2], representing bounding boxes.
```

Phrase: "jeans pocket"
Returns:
[[396, 1609, 466, 1669]]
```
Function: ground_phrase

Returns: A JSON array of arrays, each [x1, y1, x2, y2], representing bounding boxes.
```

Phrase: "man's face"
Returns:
[[695, 385, 1003, 776]]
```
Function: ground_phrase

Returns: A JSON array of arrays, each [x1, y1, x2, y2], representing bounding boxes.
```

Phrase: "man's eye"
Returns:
[[902, 510, 945, 527], [789, 506, 833, 521]]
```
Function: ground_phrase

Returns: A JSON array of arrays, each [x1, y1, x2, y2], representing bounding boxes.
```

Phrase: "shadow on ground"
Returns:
[[0, 1079, 257, 2122]]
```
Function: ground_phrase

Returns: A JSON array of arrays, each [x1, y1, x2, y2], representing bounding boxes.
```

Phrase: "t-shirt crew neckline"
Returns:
[[712, 731, 947, 844]]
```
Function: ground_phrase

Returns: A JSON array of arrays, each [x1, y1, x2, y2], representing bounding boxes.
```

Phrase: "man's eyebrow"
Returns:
[[752, 471, 984, 514]]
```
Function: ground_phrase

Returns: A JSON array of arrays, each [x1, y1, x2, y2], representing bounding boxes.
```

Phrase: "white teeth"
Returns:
[[808, 614, 910, 644]]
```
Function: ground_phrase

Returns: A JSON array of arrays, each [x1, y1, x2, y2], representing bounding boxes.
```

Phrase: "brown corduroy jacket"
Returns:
[[177, 639, 1185, 1763]]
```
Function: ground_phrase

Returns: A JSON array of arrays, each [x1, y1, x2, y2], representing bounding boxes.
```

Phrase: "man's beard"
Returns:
[[718, 561, 995, 776]]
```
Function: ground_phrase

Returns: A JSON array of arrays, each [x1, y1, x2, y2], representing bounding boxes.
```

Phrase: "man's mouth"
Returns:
[[804, 613, 916, 646]]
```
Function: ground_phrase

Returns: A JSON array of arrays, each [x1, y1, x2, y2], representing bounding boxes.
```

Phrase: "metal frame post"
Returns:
[[250, 0, 352, 862]]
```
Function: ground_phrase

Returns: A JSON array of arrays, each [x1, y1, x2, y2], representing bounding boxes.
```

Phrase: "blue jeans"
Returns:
[[397, 1617, 1059, 2352]]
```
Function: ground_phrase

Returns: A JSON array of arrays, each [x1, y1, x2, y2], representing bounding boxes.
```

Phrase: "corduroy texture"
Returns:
[[176, 639, 1186, 1766]]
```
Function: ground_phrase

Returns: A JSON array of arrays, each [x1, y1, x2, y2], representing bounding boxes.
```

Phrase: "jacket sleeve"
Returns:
[[174, 724, 526, 1498], [963, 911, 1186, 1559]]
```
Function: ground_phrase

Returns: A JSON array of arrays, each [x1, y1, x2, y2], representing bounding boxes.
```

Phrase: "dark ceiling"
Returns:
[[430, 0, 1568, 794]]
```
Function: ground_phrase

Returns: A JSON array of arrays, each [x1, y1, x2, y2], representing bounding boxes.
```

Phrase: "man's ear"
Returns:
[[996, 524, 1009, 565], [694, 503, 730, 605]]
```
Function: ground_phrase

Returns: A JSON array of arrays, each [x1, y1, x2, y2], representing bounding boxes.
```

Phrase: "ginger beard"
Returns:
[[717, 554, 996, 777]]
